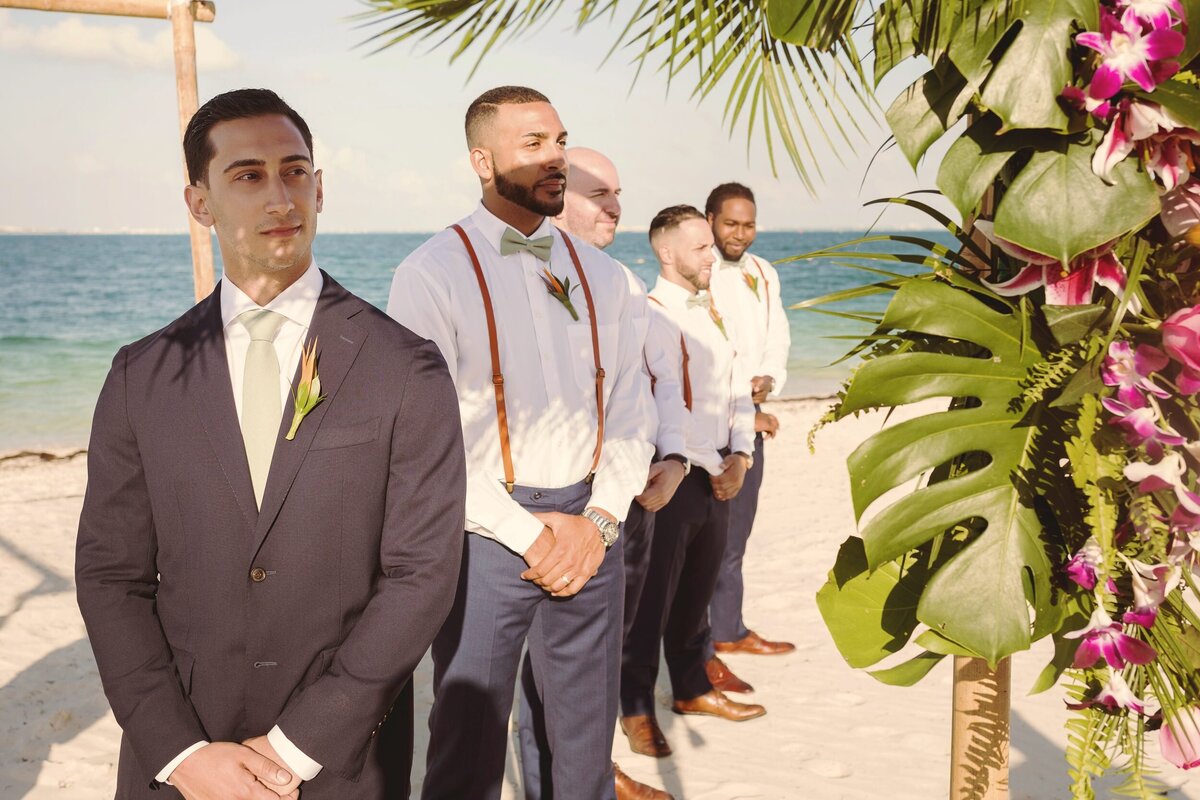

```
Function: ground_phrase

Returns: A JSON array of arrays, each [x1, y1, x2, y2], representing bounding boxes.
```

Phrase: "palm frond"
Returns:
[[354, 0, 878, 192]]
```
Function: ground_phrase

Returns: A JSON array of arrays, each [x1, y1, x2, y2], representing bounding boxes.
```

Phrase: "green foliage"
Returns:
[[885, 59, 975, 168], [992, 130, 1162, 264]]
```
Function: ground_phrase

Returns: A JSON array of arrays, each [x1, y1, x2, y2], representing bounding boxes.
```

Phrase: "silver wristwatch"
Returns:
[[583, 508, 620, 548]]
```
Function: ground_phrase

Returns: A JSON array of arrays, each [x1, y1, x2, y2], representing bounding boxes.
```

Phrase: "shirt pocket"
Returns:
[[565, 323, 619, 400]]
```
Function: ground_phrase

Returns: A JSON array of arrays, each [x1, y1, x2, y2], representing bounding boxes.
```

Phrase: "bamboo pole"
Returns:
[[949, 656, 1011, 798], [168, 0, 214, 301], [0, 0, 215, 22]]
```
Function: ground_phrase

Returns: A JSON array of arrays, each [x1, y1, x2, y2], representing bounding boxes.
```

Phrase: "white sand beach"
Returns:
[[3, 398, 1199, 799]]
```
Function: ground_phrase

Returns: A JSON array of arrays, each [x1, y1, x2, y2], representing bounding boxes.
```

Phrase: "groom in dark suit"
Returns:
[[75, 88, 466, 799]]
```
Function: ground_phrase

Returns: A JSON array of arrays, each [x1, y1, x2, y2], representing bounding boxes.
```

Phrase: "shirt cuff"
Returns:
[[268, 725, 322, 782], [158, 741, 208, 784], [655, 432, 688, 462], [491, 509, 547, 556]]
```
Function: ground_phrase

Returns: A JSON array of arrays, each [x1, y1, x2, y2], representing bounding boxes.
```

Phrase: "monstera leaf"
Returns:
[[822, 279, 1055, 665]]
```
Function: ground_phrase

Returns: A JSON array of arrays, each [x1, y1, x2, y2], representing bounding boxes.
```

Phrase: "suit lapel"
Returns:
[[250, 273, 367, 559], [186, 284, 259, 530]]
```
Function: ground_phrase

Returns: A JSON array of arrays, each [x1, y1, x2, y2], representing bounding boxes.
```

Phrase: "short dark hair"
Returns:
[[465, 85, 551, 147], [704, 182, 756, 216], [649, 204, 706, 243], [183, 88, 314, 185]]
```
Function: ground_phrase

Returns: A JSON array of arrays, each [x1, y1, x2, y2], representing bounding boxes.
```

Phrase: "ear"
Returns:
[[706, 212, 715, 225], [655, 240, 673, 267], [314, 169, 324, 214], [469, 146, 494, 183], [184, 183, 214, 228]]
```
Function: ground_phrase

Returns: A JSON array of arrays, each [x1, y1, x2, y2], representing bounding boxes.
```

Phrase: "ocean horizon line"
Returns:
[[0, 226, 947, 236]]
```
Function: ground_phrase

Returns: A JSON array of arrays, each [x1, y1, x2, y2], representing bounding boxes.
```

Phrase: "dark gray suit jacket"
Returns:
[[76, 272, 466, 798]]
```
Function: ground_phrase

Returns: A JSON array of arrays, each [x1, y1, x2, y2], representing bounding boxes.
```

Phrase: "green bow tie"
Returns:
[[686, 291, 712, 309], [500, 227, 554, 261]]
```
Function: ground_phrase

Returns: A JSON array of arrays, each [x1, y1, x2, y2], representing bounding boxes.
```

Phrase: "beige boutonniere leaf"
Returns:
[[286, 337, 325, 441]]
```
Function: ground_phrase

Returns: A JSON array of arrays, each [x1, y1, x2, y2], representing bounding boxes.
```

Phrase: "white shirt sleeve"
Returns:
[[730, 351, 757, 456], [387, 258, 545, 555], [268, 725, 322, 781], [758, 257, 790, 395], [643, 300, 688, 459], [587, 271, 655, 521], [157, 741, 208, 784]]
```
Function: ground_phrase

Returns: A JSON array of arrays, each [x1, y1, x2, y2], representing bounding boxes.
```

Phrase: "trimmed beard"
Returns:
[[495, 169, 565, 217]]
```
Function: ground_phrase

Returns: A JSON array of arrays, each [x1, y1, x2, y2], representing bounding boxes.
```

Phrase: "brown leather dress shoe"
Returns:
[[705, 655, 754, 693], [713, 630, 796, 655], [671, 689, 766, 721], [614, 762, 674, 799], [620, 714, 672, 758]]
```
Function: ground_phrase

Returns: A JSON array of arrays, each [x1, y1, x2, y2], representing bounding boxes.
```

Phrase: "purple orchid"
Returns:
[[1066, 537, 1106, 590], [1067, 670, 1147, 714], [1117, 0, 1186, 29], [1061, 84, 1115, 122], [1077, 8, 1185, 99], [1101, 395, 1187, 458], [1066, 606, 1157, 669], [1102, 340, 1171, 405], [1123, 559, 1181, 628], [1093, 101, 1200, 190], [1125, 452, 1200, 520], [974, 221, 1131, 306]]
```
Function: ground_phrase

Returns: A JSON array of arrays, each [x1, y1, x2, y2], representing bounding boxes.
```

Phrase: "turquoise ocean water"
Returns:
[[0, 230, 952, 451]]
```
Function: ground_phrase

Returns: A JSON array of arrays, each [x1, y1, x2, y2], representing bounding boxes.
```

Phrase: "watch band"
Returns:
[[662, 452, 691, 476]]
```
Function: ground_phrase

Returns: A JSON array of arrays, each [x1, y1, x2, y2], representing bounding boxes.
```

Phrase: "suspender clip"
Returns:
[[584, 472, 595, 485]]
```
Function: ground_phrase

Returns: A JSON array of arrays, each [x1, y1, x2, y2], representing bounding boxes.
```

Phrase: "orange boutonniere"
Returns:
[[742, 269, 760, 300], [285, 337, 325, 440], [709, 304, 728, 339], [538, 265, 580, 321]]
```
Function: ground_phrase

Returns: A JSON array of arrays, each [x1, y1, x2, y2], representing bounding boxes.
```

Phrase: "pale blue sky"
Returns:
[[0, 1, 947, 233]]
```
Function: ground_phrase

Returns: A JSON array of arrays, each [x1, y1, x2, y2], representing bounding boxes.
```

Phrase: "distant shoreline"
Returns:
[[0, 228, 947, 237]]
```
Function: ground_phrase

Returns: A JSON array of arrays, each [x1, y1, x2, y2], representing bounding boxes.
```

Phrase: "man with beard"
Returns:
[[620, 205, 765, 762], [704, 183, 795, 662], [388, 88, 654, 800], [516, 146, 684, 800]]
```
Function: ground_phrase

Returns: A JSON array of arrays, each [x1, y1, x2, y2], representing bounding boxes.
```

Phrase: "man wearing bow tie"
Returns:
[[387, 86, 653, 799], [620, 205, 765, 761]]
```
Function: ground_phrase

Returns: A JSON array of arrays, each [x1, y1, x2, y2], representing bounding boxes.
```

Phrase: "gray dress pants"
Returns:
[[422, 481, 623, 800]]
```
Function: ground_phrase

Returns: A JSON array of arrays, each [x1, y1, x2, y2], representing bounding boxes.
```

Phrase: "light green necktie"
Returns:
[[238, 309, 286, 509], [499, 227, 554, 261]]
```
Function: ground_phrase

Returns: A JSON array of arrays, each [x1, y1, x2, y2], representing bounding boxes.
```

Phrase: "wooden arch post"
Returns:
[[1, 0, 218, 301]]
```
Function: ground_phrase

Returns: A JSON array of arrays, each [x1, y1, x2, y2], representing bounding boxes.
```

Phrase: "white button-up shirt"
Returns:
[[647, 276, 755, 475], [388, 203, 654, 555], [617, 262, 688, 460], [159, 263, 325, 785], [709, 248, 790, 396]]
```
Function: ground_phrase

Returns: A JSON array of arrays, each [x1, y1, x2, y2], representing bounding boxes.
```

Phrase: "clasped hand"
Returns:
[[170, 738, 300, 800], [635, 459, 686, 512], [710, 453, 748, 502], [521, 511, 606, 597]]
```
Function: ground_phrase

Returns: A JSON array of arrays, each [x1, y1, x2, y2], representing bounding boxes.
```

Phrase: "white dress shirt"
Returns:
[[618, 261, 688, 460], [388, 203, 654, 555], [709, 248, 790, 395], [157, 262, 325, 785], [647, 276, 755, 475]]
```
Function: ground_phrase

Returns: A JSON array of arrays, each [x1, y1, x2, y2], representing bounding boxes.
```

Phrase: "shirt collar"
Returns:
[[220, 261, 324, 331], [651, 275, 699, 308], [471, 201, 555, 256]]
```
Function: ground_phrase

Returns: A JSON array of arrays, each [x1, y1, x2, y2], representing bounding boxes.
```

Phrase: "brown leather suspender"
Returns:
[[450, 224, 605, 493], [647, 296, 693, 411]]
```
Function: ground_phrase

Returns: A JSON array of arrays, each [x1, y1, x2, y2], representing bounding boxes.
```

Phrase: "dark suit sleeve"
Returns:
[[276, 340, 466, 779], [75, 348, 208, 776]]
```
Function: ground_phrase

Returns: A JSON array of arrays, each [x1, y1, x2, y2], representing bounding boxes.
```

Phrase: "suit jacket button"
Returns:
[[250, 567, 267, 582]]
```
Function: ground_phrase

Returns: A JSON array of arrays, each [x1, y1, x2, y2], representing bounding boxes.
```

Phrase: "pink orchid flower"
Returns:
[[1093, 101, 1200, 190], [1161, 180, 1200, 238], [1102, 394, 1187, 458], [1102, 340, 1171, 405], [1123, 559, 1181, 628], [1117, 0, 1186, 29], [974, 221, 1131, 306], [1066, 537, 1106, 589], [1161, 706, 1200, 769], [1066, 606, 1157, 669], [1067, 670, 1147, 714], [1061, 84, 1115, 122], [1125, 452, 1200, 517], [1077, 8, 1185, 99], [1163, 305, 1200, 393]]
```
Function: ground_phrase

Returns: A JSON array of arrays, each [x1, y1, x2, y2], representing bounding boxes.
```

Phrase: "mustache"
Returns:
[[537, 172, 567, 185]]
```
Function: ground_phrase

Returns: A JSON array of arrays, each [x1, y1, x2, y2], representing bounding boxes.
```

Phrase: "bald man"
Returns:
[[516, 147, 684, 800]]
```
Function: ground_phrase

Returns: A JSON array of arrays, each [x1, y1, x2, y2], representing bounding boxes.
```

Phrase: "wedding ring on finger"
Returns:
[[559, 574, 572, 586]]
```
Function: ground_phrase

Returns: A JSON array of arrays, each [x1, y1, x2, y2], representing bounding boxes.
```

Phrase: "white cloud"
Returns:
[[0, 10, 240, 71]]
